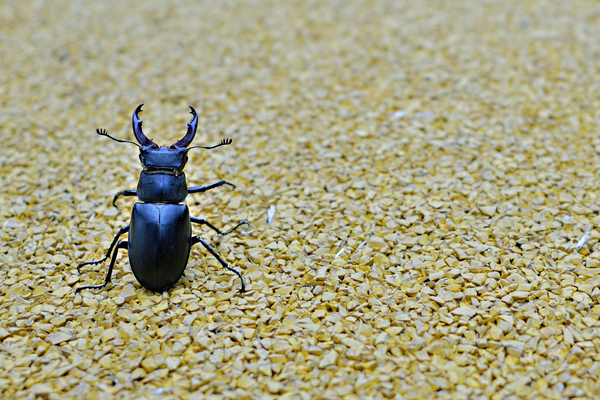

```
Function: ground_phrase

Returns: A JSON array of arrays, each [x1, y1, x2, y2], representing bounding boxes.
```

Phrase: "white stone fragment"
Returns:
[[392, 110, 406, 119], [267, 205, 276, 224], [576, 231, 592, 252], [334, 248, 346, 258]]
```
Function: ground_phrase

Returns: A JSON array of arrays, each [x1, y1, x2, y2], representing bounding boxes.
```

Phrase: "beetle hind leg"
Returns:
[[77, 259, 105, 273], [192, 236, 245, 293], [76, 241, 128, 293], [77, 225, 129, 273]]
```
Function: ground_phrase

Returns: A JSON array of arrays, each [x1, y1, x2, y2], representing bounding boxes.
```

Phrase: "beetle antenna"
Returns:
[[96, 129, 140, 147], [188, 138, 233, 151]]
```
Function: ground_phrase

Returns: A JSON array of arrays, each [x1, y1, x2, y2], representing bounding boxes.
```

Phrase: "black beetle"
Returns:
[[76, 104, 247, 293]]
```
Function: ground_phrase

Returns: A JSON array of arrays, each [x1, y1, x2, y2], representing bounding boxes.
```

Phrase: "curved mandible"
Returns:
[[171, 106, 198, 149], [132, 104, 157, 147]]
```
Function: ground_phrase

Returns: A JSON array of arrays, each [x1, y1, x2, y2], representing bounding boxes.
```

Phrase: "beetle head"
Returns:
[[133, 104, 198, 175], [139, 146, 189, 175]]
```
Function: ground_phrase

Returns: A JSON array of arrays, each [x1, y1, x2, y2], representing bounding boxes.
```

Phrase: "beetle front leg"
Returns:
[[190, 217, 249, 236], [192, 236, 245, 293], [76, 241, 128, 293], [113, 190, 137, 208], [77, 225, 129, 273], [188, 180, 235, 195]]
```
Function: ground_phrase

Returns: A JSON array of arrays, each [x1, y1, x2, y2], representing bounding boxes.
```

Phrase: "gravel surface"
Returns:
[[2, 0, 600, 398]]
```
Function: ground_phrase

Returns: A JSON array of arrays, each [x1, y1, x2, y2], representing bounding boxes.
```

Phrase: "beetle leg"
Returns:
[[76, 241, 128, 293], [190, 217, 249, 236], [77, 225, 129, 273], [192, 236, 245, 293], [113, 190, 137, 208], [188, 180, 235, 194]]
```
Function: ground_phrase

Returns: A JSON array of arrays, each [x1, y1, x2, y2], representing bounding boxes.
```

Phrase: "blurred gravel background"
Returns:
[[3, 0, 600, 399]]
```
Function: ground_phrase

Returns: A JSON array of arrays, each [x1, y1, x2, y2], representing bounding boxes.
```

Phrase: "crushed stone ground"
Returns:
[[2, 0, 600, 399]]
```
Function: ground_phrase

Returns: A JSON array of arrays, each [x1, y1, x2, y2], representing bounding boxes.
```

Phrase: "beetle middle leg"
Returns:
[[76, 241, 128, 293], [190, 217, 249, 236], [113, 190, 137, 208], [77, 225, 129, 273], [188, 180, 235, 194], [192, 236, 245, 293]]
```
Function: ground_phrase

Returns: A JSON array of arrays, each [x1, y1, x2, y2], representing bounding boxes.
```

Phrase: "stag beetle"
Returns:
[[76, 104, 247, 293]]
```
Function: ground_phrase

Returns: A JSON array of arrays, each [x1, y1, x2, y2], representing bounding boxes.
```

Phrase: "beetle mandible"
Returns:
[[76, 104, 247, 293]]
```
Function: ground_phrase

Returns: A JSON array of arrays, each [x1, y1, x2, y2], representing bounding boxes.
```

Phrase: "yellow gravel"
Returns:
[[2, 0, 600, 399]]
